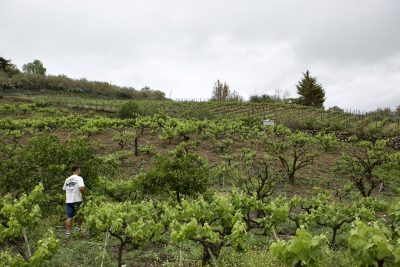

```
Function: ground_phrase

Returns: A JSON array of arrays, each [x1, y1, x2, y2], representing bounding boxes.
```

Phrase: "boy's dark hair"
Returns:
[[71, 165, 80, 172]]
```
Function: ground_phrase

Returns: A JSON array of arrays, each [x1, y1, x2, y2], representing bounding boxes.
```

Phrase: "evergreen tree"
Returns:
[[0, 57, 12, 72], [296, 70, 326, 108], [0, 56, 20, 75]]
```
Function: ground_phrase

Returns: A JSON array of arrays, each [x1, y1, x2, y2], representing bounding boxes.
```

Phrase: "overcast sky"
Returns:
[[1, 0, 399, 110]]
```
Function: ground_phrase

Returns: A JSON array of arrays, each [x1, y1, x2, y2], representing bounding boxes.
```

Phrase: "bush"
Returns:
[[0, 135, 101, 195], [117, 101, 140, 119], [249, 94, 280, 103], [142, 147, 209, 203], [327, 106, 345, 113]]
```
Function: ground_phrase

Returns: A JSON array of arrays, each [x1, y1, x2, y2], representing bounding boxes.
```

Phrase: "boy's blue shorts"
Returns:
[[66, 201, 83, 218]]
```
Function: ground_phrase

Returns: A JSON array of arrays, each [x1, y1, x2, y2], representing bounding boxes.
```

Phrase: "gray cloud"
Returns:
[[1, 0, 399, 110]]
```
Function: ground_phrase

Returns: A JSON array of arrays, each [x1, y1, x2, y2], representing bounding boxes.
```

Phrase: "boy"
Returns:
[[63, 165, 86, 239]]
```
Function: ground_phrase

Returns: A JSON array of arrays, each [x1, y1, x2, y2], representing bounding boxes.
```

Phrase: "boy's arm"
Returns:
[[79, 186, 87, 202], [78, 177, 86, 202]]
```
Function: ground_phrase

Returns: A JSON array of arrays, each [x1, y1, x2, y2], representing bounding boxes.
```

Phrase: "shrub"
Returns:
[[0, 135, 100, 195], [117, 101, 140, 119], [142, 147, 209, 203]]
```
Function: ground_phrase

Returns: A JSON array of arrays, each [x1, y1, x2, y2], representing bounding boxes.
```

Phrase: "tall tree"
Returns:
[[22, 59, 46, 75], [0, 56, 20, 75], [211, 80, 231, 100], [0, 57, 12, 72], [296, 70, 326, 108]]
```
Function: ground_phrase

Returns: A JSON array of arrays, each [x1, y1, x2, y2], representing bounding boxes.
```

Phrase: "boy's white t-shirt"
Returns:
[[63, 175, 85, 203]]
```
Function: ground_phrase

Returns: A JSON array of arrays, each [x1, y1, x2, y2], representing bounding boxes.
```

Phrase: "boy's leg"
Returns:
[[66, 217, 73, 231], [66, 203, 74, 237]]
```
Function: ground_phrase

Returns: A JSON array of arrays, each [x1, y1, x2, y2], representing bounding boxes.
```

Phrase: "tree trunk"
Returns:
[[134, 137, 139, 156], [288, 172, 295, 185], [117, 241, 126, 267], [330, 228, 338, 247], [22, 227, 32, 258], [11, 239, 29, 261], [176, 191, 181, 204], [202, 243, 222, 266], [377, 259, 385, 267]]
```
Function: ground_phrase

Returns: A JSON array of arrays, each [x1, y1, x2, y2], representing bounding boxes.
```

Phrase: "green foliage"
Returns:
[[231, 150, 283, 201], [0, 183, 59, 265], [83, 200, 163, 266], [142, 147, 209, 203], [304, 195, 375, 246], [212, 138, 234, 153], [139, 144, 156, 155], [112, 129, 136, 149], [0, 183, 44, 241], [254, 196, 290, 233], [316, 132, 338, 151], [327, 106, 345, 113], [271, 228, 331, 267], [96, 176, 143, 202], [267, 128, 321, 184], [347, 220, 399, 267], [182, 108, 215, 120], [339, 139, 395, 197], [0, 229, 59, 267], [22, 60, 46, 75], [0, 57, 20, 76], [117, 101, 140, 119], [0, 135, 100, 195], [169, 193, 248, 265], [249, 94, 282, 103], [0, 73, 165, 99], [1, 91, 400, 266], [296, 70, 326, 108]]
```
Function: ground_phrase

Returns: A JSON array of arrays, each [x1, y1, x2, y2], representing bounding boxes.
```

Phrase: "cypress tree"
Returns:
[[296, 70, 326, 108]]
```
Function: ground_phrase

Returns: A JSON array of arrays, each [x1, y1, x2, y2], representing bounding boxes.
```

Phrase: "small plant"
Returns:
[[271, 228, 330, 267], [0, 183, 60, 265], [139, 145, 156, 155], [169, 193, 248, 265], [347, 220, 399, 267], [112, 129, 135, 150], [84, 200, 163, 267], [338, 139, 395, 197], [316, 132, 338, 151], [266, 128, 321, 185]]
